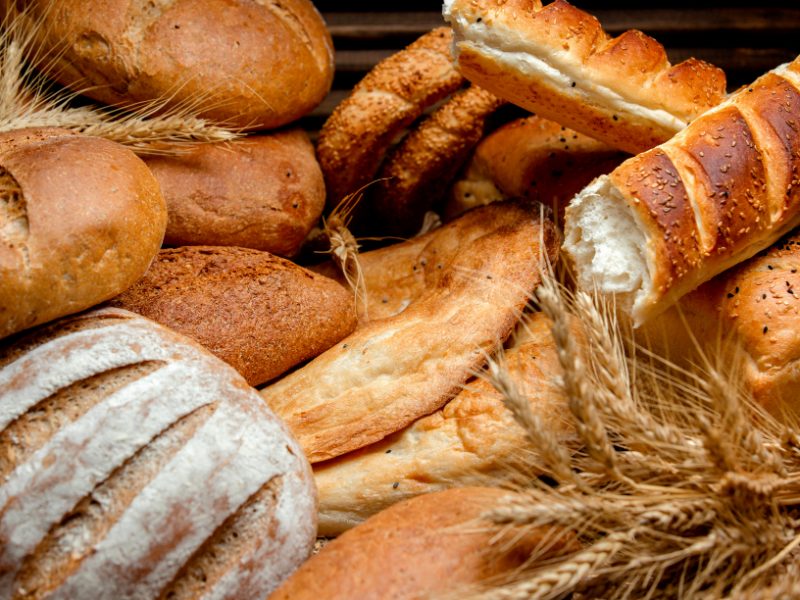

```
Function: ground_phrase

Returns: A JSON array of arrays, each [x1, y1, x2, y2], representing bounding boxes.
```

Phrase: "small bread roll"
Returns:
[[270, 487, 576, 600], [110, 246, 357, 386], [19, 0, 334, 129], [0, 128, 166, 340], [144, 130, 325, 256], [443, 0, 726, 154], [0, 308, 316, 599]]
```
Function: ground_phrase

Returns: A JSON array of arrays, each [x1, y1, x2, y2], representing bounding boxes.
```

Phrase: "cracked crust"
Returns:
[[444, 0, 726, 153]]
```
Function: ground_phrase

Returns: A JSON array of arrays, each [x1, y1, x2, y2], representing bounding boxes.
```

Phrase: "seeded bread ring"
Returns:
[[370, 84, 505, 236], [316, 27, 464, 207]]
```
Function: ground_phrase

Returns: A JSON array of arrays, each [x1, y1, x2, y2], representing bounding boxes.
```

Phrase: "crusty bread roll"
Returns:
[[315, 312, 575, 536], [370, 84, 505, 236], [316, 27, 464, 206], [144, 130, 325, 256], [270, 487, 575, 600], [0, 307, 316, 599], [109, 246, 357, 386], [564, 58, 800, 326], [17, 0, 333, 130], [0, 128, 166, 340], [261, 201, 559, 463], [447, 115, 627, 224], [443, 0, 726, 154]]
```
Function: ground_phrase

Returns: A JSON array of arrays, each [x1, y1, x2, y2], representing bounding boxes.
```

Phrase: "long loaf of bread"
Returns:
[[564, 57, 800, 326]]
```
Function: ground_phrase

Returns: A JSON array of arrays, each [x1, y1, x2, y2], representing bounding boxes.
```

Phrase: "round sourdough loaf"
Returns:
[[0, 128, 166, 341], [0, 307, 317, 600], [17, 0, 333, 130], [109, 246, 358, 386], [144, 130, 325, 256]]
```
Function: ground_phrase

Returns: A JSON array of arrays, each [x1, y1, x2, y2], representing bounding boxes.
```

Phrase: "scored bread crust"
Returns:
[[109, 246, 357, 387], [370, 84, 505, 236], [564, 58, 800, 325], [443, 0, 726, 154], [0, 128, 166, 340], [0, 308, 316, 599], [261, 201, 559, 463], [314, 312, 575, 536], [316, 27, 464, 206]]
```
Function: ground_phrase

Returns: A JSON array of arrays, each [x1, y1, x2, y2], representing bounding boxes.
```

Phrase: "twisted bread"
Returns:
[[564, 58, 800, 325], [443, 0, 726, 154]]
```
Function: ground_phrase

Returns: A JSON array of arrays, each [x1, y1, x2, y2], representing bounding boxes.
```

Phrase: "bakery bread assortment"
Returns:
[[109, 246, 357, 386], [262, 201, 559, 463], [315, 312, 575, 536], [144, 130, 325, 256], [564, 57, 800, 326], [14, 0, 334, 130], [270, 487, 576, 600], [5, 1, 800, 596], [0, 308, 316, 599], [447, 115, 627, 224], [0, 128, 166, 340], [443, 0, 727, 154]]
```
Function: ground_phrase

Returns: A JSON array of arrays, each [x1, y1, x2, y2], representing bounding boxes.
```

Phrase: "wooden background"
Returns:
[[302, 1, 800, 130]]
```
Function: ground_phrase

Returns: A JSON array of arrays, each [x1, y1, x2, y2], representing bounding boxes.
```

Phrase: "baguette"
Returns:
[[443, 0, 726, 154], [564, 58, 800, 326], [261, 201, 559, 463], [315, 312, 575, 536]]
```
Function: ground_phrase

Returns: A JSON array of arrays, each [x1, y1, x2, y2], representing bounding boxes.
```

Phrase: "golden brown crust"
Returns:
[[314, 312, 575, 536], [448, 115, 627, 224], [109, 246, 357, 386], [144, 130, 324, 256], [20, 0, 334, 130], [270, 487, 576, 600], [261, 201, 559, 463], [370, 85, 505, 235], [316, 27, 464, 206], [0, 127, 166, 340], [444, 0, 726, 154]]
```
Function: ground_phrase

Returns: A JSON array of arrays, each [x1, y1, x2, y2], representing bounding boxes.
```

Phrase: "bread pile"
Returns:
[[3, 0, 800, 598]]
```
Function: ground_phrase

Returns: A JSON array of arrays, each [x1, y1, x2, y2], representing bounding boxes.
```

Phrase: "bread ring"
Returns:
[[370, 84, 505, 236], [443, 0, 727, 154], [316, 27, 464, 206]]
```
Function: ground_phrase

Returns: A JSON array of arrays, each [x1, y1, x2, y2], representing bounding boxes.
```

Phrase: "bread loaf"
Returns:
[[447, 115, 627, 223], [109, 246, 358, 386], [261, 201, 559, 463], [564, 57, 800, 326], [316, 27, 464, 206], [0, 128, 166, 340], [17, 0, 333, 130], [270, 487, 576, 600], [144, 130, 325, 256], [315, 312, 575, 536], [0, 307, 316, 599], [443, 0, 726, 154]]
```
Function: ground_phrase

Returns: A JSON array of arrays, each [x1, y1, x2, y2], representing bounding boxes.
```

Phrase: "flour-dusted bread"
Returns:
[[16, 0, 333, 130], [564, 57, 800, 326], [270, 487, 576, 600], [0, 307, 316, 599], [443, 0, 726, 154], [109, 246, 357, 386], [144, 130, 325, 256], [0, 128, 166, 340], [315, 312, 575, 536], [262, 201, 559, 463]]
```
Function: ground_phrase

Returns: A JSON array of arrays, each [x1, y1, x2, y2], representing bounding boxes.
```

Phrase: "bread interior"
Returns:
[[563, 176, 651, 316]]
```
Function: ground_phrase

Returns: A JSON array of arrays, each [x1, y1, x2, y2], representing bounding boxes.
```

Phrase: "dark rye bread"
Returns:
[[0, 307, 316, 599], [0, 128, 166, 340], [144, 130, 325, 256], [15, 0, 334, 130], [109, 246, 357, 386]]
